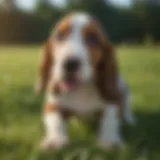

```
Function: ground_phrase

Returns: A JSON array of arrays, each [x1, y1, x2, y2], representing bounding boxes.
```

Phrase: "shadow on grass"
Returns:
[[122, 109, 160, 159], [124, 110, 160, 149], [35, 110, 160, 160]]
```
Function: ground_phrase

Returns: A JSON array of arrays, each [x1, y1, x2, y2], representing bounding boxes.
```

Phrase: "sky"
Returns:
[[15, 0, 131, 11], [109, 0, 131, 6]]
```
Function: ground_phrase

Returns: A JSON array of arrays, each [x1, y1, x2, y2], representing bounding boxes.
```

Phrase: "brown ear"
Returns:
[[35, 40, 53, 95], [95, 42, 120, 103]]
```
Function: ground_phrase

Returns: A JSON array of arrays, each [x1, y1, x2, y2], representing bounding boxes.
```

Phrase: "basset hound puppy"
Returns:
[[36, 12, 135, 150]]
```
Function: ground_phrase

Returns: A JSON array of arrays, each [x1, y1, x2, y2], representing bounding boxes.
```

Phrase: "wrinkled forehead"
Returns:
[[53, 13, 93, 34], [70, 13, 92, 29], [51, 12, 107, 46]]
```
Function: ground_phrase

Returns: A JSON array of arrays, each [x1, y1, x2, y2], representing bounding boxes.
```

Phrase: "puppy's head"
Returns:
[[37, 12, 119, 100]]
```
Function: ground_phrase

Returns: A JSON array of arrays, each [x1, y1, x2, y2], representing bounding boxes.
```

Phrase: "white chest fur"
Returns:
[[48, 84, 105, 116]]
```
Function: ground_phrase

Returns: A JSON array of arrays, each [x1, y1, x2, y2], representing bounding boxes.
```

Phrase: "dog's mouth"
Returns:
[[59, 74, 81, 92]]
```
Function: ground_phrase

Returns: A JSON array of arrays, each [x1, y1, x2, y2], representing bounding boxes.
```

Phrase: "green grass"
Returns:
[[0, 45, 160, 159]]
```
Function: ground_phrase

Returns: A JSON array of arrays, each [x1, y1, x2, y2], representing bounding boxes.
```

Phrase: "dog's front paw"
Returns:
[[40, 136, 69, 150]]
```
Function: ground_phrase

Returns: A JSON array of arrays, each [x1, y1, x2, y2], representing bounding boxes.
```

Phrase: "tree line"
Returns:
[[1, 0, 160, 44], [35, 0, 160, 44]]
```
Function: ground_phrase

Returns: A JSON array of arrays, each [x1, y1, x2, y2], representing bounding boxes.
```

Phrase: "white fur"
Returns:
[[42, 112, 68, 149], [99, 104, 123, 147], [47, 83, 105, 116], [118, 77, 135, 124], [44, 113, 67, 138], [52, 13, 93, 83]]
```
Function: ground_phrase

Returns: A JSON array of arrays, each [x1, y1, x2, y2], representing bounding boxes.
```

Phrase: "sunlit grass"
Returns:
[[0, 45, 160, 159]]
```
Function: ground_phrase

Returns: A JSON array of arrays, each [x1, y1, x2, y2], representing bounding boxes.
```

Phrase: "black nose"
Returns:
[[64, 58, 80, 72]]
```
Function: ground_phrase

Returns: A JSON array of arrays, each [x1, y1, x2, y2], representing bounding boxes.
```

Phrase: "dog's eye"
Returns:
[[86, 33, 99, 46], [56, 31, 66, 41]]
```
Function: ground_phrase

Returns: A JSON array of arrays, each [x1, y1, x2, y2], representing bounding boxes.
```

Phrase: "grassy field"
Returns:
[[0, 45, 160, 160]]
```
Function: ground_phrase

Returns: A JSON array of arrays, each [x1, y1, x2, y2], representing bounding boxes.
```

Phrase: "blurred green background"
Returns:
[[0, 0, 160, 160], [0, 0, 160, 44]]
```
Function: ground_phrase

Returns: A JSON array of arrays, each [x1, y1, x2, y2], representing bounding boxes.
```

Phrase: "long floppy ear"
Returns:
[[95, 41, 121, 103], [35, 39, 53, 95]]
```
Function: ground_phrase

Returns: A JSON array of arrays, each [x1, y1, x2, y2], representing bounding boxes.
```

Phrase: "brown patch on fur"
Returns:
[[83, 22, 103, 67], [47, 81, 61, 95], [96, 44, 120, 102], [44, 103, 58, 114], [53, 15, 72, 38], [96, 36, 124, 118], [83, 19, 123, 117], [36, 40, 53, 95], [44, 103, 74, 120], [36, 16, 72, 95]]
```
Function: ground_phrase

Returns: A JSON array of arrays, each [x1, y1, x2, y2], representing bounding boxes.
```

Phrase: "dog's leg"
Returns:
[[41, 100, 68, 150], [98, 104, 123, 149], [123, 93, 135, 124], [118, 78, 135, 124]]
